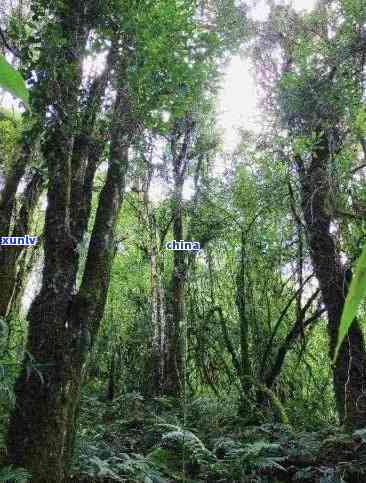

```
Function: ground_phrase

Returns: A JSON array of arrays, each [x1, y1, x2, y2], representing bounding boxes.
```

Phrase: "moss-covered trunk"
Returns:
[[6, 71, 133, 480], [6, 120, 83, 479], [236, 230, 251, 407], [298, 132, 366, 429], [163, 118, 194, 397], [6, 3, 100, 478]]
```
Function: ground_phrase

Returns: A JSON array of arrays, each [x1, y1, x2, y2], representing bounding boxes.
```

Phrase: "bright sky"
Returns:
[[218, 0, 317, 151], [1, 0, 317, 154], [1, 0, 318, 203]]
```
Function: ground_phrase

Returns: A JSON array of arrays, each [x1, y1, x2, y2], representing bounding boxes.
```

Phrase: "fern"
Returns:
[[0, 466, 31, 483], [0, 382, 15, 407], [211, 437, 286, 479], [160, 428, 214, 465]]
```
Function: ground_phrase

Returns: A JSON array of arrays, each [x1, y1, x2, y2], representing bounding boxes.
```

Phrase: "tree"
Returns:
[[251, 0, 366, 428], [5, 0, 212, 478]]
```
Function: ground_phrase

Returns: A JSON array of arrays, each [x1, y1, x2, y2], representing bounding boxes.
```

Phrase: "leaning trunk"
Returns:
[[0, 144, 30, 236]]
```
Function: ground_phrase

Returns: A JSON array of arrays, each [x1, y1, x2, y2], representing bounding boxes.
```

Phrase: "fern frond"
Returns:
[[0, 466, 31, 482]]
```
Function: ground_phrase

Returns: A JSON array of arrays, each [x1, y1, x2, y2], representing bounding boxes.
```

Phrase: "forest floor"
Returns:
[[68, 384, 366, 483]]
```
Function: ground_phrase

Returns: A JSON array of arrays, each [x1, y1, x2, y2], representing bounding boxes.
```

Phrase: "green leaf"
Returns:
[[0, 54, 29, 109], [334, 243, 366, 362]]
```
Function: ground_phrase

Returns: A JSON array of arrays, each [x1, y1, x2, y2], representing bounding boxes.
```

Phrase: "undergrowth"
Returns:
[[68, 385, 366, 483]]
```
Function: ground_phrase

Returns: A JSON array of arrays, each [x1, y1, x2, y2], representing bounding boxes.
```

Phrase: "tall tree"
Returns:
[[252, 0, 366, 428], [5, 0, 217, 478]]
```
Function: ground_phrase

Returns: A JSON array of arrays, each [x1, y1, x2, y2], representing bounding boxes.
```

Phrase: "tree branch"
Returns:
[[0, 26, 21, 58]]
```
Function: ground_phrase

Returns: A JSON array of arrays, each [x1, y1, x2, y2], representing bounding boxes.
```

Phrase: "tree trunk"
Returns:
[[163, 118, 194, 396], [9, 232, 43, 320], [107, 352, 116, 401], [6, 74, 133, 480], [236, 230, 251, 412], [6, 4, 91, 479], [0, 144, 29, 236], [141, 168, 167, 395], [0, 148, 31, 314], [64, 82, 134, 467], [297, 131, 366, 429], [164, 196, 185, 396], [0, 168, 43, 317], [70, 48, 115, 247], [6, 120, 84, 483]]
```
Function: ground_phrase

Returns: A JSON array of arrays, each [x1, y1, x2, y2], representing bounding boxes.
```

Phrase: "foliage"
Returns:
[[0, 54, 29, 108], [0, 466, 30, 482], [0, 108, 22, 173], [68, 387, 366, 482], [334, 242, 366, 361]]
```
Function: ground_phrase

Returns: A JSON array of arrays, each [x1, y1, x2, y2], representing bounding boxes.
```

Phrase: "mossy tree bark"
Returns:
[[297, 132, 366, 429], [6, 77, 133, 483], [163, 117, 194, 397], [5, 7, 133, 481], [139, 165, 167, 396], [0, 149, 30, 316]]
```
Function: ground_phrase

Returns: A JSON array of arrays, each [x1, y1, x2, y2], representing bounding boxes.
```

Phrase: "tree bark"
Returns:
[[0, 147, 29, 236], [140, 165, 167, 396], [297, 131, 366, 429], [6, 113, 84, 482], [9, 233, 43, 320], [0, 147, 33, 316], [163, 117, 194, 397], [5, 3, 91, 479], [6, 69, 133, 480], [236, 230, 251, 407], [148, 243, 167, 393], [0, 168, 43, 317]]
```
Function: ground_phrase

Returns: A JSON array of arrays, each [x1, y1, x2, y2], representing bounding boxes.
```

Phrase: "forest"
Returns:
[[1, 0, 366, 481]]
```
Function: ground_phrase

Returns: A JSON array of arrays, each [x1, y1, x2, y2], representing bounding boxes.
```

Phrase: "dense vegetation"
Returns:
[[0, 0, 366, 481]]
